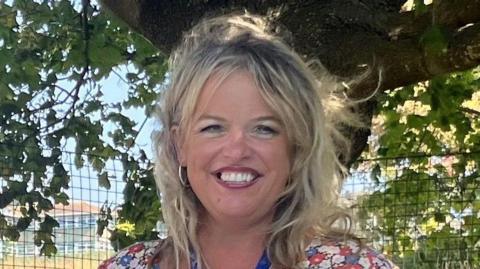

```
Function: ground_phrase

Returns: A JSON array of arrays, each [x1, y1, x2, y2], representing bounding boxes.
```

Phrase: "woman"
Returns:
[[99, 13, 396, 269]]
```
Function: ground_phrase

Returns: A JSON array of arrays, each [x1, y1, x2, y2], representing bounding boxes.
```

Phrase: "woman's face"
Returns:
[[179, 70, 291, 226]]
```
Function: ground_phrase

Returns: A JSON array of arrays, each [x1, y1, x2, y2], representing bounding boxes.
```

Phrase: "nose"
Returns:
[[220, 128, 253, 161]]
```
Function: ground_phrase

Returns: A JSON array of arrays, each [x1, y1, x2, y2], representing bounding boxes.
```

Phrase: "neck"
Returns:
[[199, 214, 271, 247], [196, 214, 272, 269]]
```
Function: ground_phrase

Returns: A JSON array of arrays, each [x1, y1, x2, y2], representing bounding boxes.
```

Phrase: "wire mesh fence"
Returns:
[[1, 145, 479, 268], [347, 152, 480, 269], [0, 144, 126, 269]]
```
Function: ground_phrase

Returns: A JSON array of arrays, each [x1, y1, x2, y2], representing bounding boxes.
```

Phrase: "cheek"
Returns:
[[276, 137, 292, 164], [185, 139, 219, 169], [259, 138, 291, 175]]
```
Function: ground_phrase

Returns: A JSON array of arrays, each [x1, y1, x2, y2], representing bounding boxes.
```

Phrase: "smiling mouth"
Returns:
[[215, 171, 259, 184]]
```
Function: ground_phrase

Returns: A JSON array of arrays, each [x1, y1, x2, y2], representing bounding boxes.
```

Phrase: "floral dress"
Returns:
[[98, 239, 397, 269]]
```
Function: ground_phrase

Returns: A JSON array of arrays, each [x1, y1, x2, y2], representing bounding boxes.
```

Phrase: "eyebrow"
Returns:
[[254, 116, 282, 124], [197, 114, 281, 123], [196, 114, 225, 122]]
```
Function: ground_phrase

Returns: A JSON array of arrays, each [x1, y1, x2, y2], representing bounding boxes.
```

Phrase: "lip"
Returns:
[[212, 166, 263, 189]]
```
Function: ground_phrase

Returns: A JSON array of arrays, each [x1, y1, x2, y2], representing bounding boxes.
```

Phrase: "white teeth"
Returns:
[[220, 172, 255, 183]]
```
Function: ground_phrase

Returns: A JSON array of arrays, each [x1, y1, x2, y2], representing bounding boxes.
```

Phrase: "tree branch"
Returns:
[[350, 22, 480, 99], [100, 0, 480, 97], [99, 0, 480, 165], [26, 0, 93, 140], [388, 0, 480, 39], [39, 68, 88, 132], [460, 107, 480, 117]]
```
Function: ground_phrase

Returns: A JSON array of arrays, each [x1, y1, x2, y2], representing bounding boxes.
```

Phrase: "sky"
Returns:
[[64, 65, 157, 206], [0, 0, 157, 206]]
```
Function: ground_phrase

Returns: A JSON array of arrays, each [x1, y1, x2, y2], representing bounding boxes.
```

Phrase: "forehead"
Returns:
[[192, 70, 277, 119]]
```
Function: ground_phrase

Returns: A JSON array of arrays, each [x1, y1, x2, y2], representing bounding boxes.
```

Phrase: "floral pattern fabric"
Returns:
[[98, 239, 397, 269], [99, 240, 162, 269], [302, 239, 397, 269]]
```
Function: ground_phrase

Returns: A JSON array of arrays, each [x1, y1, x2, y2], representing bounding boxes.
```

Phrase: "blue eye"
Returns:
[[200, 124, 223, 133], [253, 125, 278, 136]]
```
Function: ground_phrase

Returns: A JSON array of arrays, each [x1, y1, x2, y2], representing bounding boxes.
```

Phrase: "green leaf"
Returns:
[[434, 212, 446, 223], [98, 171, 111, 189], [16, 216, 32, 231], [0, 102, 20, 116], [50, 163, 70, 192], [43, 214, 60, 230], [46, 133, 61, 148], [84, 100, 102, 113], [53, 192, 69, 205], [406, 115, 425, 130], [40, 242, 57, 256], [0, 189, 14, 208], [0, 84, 14, 101], [420, 26, 448, 56], [413, 0, 427, 16], [3, 226, 20, 241], [91, 155, 105, 172], [46, 109, 57, 126], [371, 164, 381, 184], [96, 219, 108, 237], [0, 6, 17, 28], [74, 154, 85, 169], [37, 197, 54, 212], [9, 180, 28, 195]]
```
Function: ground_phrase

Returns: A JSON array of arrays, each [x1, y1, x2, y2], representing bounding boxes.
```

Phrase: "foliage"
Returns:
[[0, 0, 164, 255], [353, 3, 480, 266], [357, 69, 480, 268]]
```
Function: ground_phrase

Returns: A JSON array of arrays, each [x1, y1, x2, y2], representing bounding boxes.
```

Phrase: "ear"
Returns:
[[171, 125, 187, 166]]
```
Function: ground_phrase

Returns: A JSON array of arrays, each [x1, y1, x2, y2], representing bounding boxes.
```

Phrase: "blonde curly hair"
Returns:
[[153, 12, 362, 269]]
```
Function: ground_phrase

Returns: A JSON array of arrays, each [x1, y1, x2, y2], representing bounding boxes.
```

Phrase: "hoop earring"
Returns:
[[178, 166, 190, 188]]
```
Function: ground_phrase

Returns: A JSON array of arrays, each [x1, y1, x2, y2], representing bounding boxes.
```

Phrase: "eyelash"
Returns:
[[199, 124, 279, 137], [200, 124, 223, 133], [253, 125, 278, 136]]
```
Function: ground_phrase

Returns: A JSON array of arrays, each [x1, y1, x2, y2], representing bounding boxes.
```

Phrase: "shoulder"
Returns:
[[98, 240, 162, 269], [302, 238, 398, 269]]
